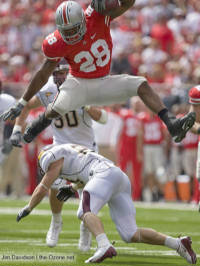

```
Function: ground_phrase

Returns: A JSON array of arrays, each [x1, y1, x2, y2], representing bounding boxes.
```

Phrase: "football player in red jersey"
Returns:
[[188, 86, 200, 208], [1, 0, 195, 144]]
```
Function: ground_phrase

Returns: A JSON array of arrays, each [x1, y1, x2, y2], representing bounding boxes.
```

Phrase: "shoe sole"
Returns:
[[174, 113, 196, 143]]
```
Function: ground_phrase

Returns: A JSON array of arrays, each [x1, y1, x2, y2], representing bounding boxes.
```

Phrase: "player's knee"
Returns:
[[137, 79, 151, 97], [46, 104, 60, 119], [126, 75, 147, 97], [131, 228, 144, 243], [120, 228, 138, 243]]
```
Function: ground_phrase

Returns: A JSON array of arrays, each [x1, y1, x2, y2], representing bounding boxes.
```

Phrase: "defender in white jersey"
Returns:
[[0, 92, 16, 163], [10, 65, 107, 250], [17, 143, 197, 264], [0, 82, 19, 196]]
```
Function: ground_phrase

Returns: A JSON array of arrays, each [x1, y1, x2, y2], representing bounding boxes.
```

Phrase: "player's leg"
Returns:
[[85, 74, 195, 143], [77, 189, 92, 252], [131, 229, 196, 264], [77, 166, 124, 263], [46, 178, 66, 247], [23, 76, 87, 143], [108, 177, 197, 264]]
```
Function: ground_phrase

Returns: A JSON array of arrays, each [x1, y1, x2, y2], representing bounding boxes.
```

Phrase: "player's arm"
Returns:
[[22, 59, 58, 102], [85, 106, 108, 124], [10, 97, 42, 147], [92, 0, 135, 19], [1, 59, 57, 122], [109, 0, 135, 19], [17, 158, 63, 222]]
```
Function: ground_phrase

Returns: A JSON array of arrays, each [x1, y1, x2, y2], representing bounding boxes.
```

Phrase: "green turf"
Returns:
[[0, 199, 199, 266]]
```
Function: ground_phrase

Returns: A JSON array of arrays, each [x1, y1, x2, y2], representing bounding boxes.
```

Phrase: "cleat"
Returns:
[[46, 220, 62, 247], [177, 236, 197, 264], [78, 222, 92, 252], [85, 244, 117, 263], [169, 112, 196, 143], [23, 113, 52, 143]]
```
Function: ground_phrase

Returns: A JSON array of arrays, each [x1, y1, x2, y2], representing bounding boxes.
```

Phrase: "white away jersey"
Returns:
[[39, 144, 113, 184], [0, 93, 16, 146], [37, 77, 97, 151]]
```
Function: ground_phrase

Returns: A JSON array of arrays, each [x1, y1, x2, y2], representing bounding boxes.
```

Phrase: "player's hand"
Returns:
[[56, 185, 76, 202], [10, 131, 23, 147], [0, 102, 25, 121], [16, 205, 31, 222], [91, 0, 106, 13], [2, 140, 13, 155]]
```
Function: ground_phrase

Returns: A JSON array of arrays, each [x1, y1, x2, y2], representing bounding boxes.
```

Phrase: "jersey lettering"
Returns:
[[74, 39, 110, 73], [46, 33, 57, 45], [54, 111, 78, 128], [125, 118, 138, 137], [70, 144, 93, 155]]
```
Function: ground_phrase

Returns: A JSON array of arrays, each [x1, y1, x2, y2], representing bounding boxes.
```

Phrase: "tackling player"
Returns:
[[10, 64, 108, 251], [1, 0, 196, 145], [16, 143, 197, 264]]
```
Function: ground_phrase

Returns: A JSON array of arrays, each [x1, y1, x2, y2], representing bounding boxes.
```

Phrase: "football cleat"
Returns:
[[176, 236, 197, 264], [78, 222, 92, 252], [85, 244, 117, 263], [46, 220, 62, 247], [169, 112, 196, 143]]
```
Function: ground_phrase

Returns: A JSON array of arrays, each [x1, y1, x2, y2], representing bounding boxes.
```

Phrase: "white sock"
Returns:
[[96, 233, 110, 248], [165, 237, 179, 250], [52, 212, 62, 223]]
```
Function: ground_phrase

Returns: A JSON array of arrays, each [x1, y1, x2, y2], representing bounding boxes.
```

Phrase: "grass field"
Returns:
[[0, 198, 199, 266]]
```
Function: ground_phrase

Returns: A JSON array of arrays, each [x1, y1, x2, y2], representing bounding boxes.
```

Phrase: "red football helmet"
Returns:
[[189, 85, 200, 104]]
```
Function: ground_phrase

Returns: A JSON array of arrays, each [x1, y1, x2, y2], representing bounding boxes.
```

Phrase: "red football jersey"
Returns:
[[42, 6, 112, 78], [182, 131, 198, 149], [118, 108, 141, 142], [139, 112, 165, 145]]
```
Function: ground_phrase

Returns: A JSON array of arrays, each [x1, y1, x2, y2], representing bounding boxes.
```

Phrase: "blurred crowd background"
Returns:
[[0, 0, 200, 203]]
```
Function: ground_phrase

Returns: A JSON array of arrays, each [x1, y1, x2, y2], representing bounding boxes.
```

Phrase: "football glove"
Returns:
[[10, 130, 23, 147], [0, 102, 24, 121], [16, 205, 31, 222], [2, 139, 13, 155], [56, 185, 76, 202]]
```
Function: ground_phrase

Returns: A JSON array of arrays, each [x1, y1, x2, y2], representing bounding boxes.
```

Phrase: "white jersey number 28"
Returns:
[[74, 39, 110, 73]]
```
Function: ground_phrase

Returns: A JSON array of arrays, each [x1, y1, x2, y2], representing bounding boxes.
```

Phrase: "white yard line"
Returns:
[[0, 239, 199, 258]]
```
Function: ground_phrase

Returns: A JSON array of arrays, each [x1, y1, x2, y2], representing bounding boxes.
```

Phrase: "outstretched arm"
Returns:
[[17, 159, 63, 222], [109, 0, 135, 19], [1, 59, 57, 122], [22, 59, 58, 102], [92, 0, 135, 19], [10, 97, 41, 147]]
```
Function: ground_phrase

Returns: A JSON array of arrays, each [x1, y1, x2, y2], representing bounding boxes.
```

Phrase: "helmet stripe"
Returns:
[[62, 3, 69, 24], [66, 4, 70, 23]]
